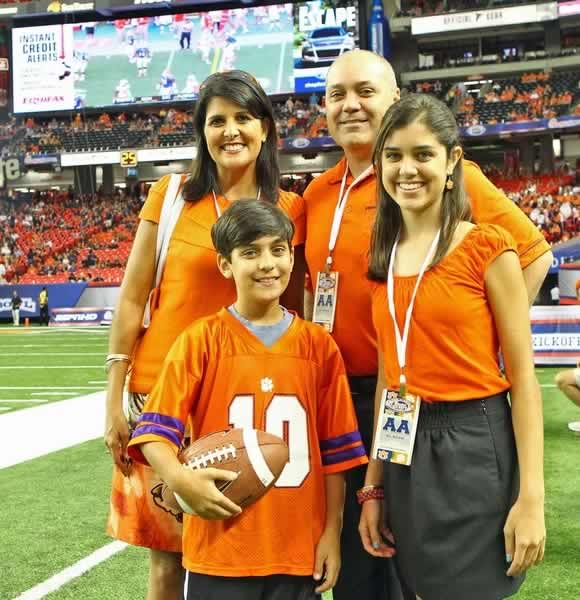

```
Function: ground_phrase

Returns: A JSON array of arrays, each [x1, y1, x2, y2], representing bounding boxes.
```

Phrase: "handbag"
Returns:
[[141, 173, 185, 328]]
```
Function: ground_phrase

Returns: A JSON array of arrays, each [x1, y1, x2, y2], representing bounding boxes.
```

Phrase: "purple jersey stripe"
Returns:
[[322, 444, 366, 466], [131, 424, 181, 448], [139, 412, 185, 434], [319, 430, 362, 451]]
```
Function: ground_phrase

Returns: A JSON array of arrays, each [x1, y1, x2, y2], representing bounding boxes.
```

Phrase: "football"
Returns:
[[174, 428, 289, 515]]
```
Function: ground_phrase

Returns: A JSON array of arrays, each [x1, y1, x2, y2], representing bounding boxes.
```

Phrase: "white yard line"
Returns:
[[6, 344, 107, 349], [0, 399, 49, 404], [167, 48, 176, 70], [276, 39, 286, 91], [0, 386, 103, 390], [0, 366, 102, 369], [1, 385, 122, 597], [88, 380, 108, 384], [0, 390, 106, 469], [31, 391, 82, 396], [14, 541, 128, 600], [540, 383, 557, 388], [7, 353, 105, 357]]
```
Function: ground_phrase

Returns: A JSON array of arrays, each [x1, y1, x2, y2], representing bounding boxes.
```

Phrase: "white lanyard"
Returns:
[[325, 163, 374, 270], [212, 188, 261, 218], [386, 229, 441, 395]]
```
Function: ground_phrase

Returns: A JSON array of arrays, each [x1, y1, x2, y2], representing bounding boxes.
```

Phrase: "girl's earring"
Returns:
[[445, 174, 454, 190]]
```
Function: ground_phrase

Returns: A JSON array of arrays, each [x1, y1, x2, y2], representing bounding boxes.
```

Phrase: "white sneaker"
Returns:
[[568, 422, 580, 434]]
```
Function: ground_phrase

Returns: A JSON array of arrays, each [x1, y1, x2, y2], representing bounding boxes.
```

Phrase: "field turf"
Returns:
[[0, 327, 578, 599]]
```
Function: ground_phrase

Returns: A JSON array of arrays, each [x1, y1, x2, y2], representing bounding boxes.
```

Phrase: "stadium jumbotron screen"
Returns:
[[11, 0, 360, 113]]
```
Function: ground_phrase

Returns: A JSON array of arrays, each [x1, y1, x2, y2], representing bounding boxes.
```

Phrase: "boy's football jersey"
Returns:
[[128, 308, 367, 576]]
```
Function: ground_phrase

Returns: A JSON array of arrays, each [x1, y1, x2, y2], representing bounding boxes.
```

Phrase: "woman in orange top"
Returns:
[[103, 70, 305, 600], [359, 94, 545, 600]]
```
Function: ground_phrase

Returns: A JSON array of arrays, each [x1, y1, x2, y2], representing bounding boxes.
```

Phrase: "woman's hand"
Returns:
[[104, 400, 131, 476], [504, 496, 546, 576], [359, 499, 396, 558]]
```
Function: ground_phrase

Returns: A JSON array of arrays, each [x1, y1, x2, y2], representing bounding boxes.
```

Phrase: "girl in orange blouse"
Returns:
[[359, 94, 545, 600]]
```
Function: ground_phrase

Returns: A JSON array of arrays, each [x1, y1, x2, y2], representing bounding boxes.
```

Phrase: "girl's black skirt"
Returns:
[[383, 392, 525, 600]]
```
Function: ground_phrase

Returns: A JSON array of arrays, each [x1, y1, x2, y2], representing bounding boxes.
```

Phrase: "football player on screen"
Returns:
[[134, 43, 152, 78], [114, 79, 134, 104], [159, 68, 177, 98]]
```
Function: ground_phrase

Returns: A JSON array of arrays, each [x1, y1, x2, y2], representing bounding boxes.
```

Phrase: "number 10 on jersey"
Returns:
[[229, 394, 310, 488]]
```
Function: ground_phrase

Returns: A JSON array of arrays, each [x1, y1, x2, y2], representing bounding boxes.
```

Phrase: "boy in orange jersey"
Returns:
[[128, 200, 367, 600]]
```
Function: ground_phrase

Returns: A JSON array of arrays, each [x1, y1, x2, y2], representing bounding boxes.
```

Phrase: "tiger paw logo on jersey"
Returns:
[[260, 378, 274, 393], [150, 483, 183, 523]]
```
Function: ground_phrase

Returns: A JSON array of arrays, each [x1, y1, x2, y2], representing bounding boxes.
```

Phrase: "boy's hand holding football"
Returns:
[[141, 441, 242, 520], [171, 466, 243, 520]]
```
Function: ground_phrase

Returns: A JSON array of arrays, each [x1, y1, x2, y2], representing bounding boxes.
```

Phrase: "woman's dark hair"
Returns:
[[211, 199, 294, 260], [368, 93, 471, 281], [182, 70, 280, 204]]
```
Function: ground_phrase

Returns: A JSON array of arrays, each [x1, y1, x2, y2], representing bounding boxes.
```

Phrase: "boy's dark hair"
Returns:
[[211, 200, 294, 260]]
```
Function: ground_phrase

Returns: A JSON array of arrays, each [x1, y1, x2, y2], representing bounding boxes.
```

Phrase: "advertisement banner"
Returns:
[[550, 237, 580, 275], [23, 153, 60, 166], [558, 0, 580, 17], [530, 306, 580, 365], [0, 283, 87, 318], [60, 150, 120, 167], [280, 135, 337, 152], [461, 114, 580, 138], [51, 306, 113, 326], [293, 0, 360, 93], [411, 2, 557, 35], [137, 146, 196, 162], [12, 25, 76, 113]]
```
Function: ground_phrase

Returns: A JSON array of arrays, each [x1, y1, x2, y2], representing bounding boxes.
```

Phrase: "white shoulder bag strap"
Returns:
[[142, 174, 185, 328]]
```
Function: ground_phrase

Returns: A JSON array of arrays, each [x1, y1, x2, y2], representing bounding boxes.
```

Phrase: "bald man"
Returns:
[[303, 50, 552, 600]]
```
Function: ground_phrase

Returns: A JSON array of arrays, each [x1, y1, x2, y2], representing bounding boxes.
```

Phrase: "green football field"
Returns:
[[74, 20, 295, 107], [0, 327, 578, 599]]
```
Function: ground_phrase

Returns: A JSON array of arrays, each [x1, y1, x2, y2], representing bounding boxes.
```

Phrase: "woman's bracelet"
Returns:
[[105, 353, 131, 375], [356, 484, 384, 505]]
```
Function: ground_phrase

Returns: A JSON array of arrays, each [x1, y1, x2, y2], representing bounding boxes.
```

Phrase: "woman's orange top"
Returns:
[[129, 174, 306, 393], [371, 224, 516, 402]]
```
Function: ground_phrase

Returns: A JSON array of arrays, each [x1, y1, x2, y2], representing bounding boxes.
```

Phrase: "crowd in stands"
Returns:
[[0, 169, 577, 287], [0, 72, 578, 162], [2, 94, 329, 158], [414, 71, 580, 127], [0, 189, 140, 285], [485, 172, 580, 244]]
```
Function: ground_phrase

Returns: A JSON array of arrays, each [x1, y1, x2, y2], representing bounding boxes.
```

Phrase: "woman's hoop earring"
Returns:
[[445, 174, 454, 190]]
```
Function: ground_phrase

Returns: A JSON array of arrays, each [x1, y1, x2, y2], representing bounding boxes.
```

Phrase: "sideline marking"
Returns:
[[540, 384, 557, 388], [14, 541, 128, 600], [31, 391, 81, 396], [0, 399, 49, 404], [276, 39, 286, 91], [0, 386, 102, 390], [0, 366, 102, 369], [0, 390, 105, 469], [6, 352, 106, 357]]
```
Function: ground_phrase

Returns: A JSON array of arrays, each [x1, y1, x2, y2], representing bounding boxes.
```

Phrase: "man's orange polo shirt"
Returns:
[[304, 157, 550, 376]]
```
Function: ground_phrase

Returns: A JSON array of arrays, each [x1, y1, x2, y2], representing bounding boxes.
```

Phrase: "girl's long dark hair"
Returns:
[[182, 70, 280, 204], [368, 93, 471, 282]]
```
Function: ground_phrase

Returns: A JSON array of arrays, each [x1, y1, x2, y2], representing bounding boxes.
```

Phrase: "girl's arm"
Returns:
[[359, 348, 396, 559], [486, 250, 546, 577]]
